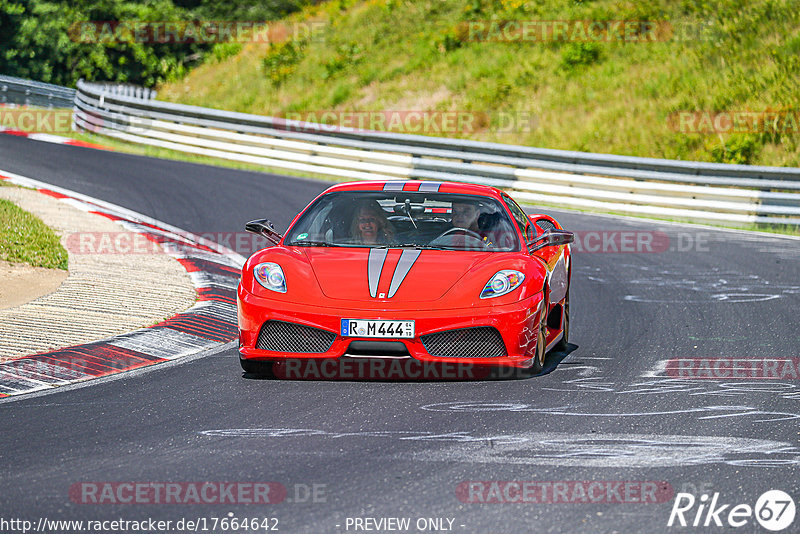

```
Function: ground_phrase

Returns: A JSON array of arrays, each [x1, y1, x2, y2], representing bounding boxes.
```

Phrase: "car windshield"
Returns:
[[284, 191, 520, 251]]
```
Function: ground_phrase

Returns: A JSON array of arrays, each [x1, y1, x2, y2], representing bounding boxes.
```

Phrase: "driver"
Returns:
[[451, 202, 481, 232], [452, 202, 493, 247], [451, 201, 493, 247]]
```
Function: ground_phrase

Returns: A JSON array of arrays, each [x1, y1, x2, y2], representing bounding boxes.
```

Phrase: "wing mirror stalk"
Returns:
[[528, 229, 574, 253], [245, 219, 283, 246]]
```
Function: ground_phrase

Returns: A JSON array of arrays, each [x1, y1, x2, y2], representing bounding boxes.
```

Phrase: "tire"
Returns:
[[555, 287, 570, 351], [530, 304, 548, 374], [240, 357, 274, 377]]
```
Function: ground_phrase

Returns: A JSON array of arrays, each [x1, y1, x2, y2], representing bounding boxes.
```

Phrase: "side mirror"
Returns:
[[245, 218, 283, 246], [528, 229, 574, 253]]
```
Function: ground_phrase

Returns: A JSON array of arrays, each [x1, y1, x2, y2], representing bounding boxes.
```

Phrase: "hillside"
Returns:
[[158, 0, 800, 166]]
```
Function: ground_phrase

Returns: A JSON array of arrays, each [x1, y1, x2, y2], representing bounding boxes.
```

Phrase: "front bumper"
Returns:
[[238, 285, 544, 368]]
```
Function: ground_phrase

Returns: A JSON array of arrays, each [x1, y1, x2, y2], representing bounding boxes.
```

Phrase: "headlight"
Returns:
[[254, 262, 286, 293], [480, 270, 524, 299]]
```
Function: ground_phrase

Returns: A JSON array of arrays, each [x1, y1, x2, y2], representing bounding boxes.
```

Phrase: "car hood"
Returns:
[[302, 247, 491, 302]]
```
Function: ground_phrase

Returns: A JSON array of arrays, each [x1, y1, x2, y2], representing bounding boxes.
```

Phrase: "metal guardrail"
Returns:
[[80, 81, 157, 101], [0, 75, 76, 108], [0, 76, 154, 109], [68, 79, 800, 226]]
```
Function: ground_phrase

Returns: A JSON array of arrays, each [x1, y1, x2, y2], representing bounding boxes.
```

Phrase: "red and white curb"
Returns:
[[0, 170, 244, 398], [0, 126, 111, 150]]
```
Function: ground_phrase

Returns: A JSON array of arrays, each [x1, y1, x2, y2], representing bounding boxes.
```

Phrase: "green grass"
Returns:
[[0, 197, 68, 270], [155, 0, 800, 167]]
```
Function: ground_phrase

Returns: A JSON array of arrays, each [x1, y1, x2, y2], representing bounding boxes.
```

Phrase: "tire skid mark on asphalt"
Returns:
[[420, 401, 800, 422], [427, 357, 800, 422], [549, 360, 800, 401], [197, 428, 800, 468], [195, 350, 800, 468], [0, 170, 245, 398], [578, 264, 800, 303]]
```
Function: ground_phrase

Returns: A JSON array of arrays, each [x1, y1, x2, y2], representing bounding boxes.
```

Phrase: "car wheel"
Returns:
[[555, 287, 570, 351], [240, 357, 274, 377], [530, 304, 548, 374]]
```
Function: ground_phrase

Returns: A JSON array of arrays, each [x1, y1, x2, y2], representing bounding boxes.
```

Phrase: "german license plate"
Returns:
[[341, 319, 414, 338]]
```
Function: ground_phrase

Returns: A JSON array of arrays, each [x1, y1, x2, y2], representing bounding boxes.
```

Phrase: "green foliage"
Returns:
[[210, 42, 243, 63], [560, 42, 602, 71], [329, 83, 351, 106], [434, 25, 467, 53], [0, 0, 204, 87], [261, 40, 305, 86], [0, 0, 311, 87], [322, 42, 363, 79], [709, 135, 760, 164]]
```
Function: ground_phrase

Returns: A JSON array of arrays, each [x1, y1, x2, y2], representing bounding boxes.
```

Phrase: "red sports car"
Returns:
[[237, 180, 573, 377]]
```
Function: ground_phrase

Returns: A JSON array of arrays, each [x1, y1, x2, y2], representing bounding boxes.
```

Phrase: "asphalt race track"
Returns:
[[1, 134, 799, 533]]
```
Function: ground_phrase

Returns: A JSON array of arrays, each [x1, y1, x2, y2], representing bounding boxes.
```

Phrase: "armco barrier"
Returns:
[[0, 75, 76, 108], [30, 78, 800, 226]]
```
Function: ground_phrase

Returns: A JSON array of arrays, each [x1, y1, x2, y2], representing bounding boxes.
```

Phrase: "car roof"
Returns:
[[321, 180, 506, 199]]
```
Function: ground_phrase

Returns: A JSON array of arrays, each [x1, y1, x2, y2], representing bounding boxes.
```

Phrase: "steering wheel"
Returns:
[[430, 227, 489, 248]]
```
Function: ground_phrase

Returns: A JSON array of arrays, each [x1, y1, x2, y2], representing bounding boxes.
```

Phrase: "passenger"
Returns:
[[350, 202, 394, 245]]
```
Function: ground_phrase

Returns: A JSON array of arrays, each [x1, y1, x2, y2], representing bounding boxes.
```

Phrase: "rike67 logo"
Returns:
[[668, 490, 796, 531]]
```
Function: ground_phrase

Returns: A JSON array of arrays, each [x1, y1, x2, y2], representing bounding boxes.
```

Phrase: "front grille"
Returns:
[[420, 327, 506, 358], [256, 320, 336, 353], [346, 340, 410, 357]]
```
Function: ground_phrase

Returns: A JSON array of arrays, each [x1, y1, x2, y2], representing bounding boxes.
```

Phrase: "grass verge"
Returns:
[[0, 196, 68, 270]]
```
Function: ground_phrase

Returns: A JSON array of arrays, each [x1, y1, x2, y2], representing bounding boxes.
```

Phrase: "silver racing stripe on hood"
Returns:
[[388, 249, 422, 298], [367, 248, 388, 298], [383, 182, 405, 191], [418, 182, 441, 192]]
